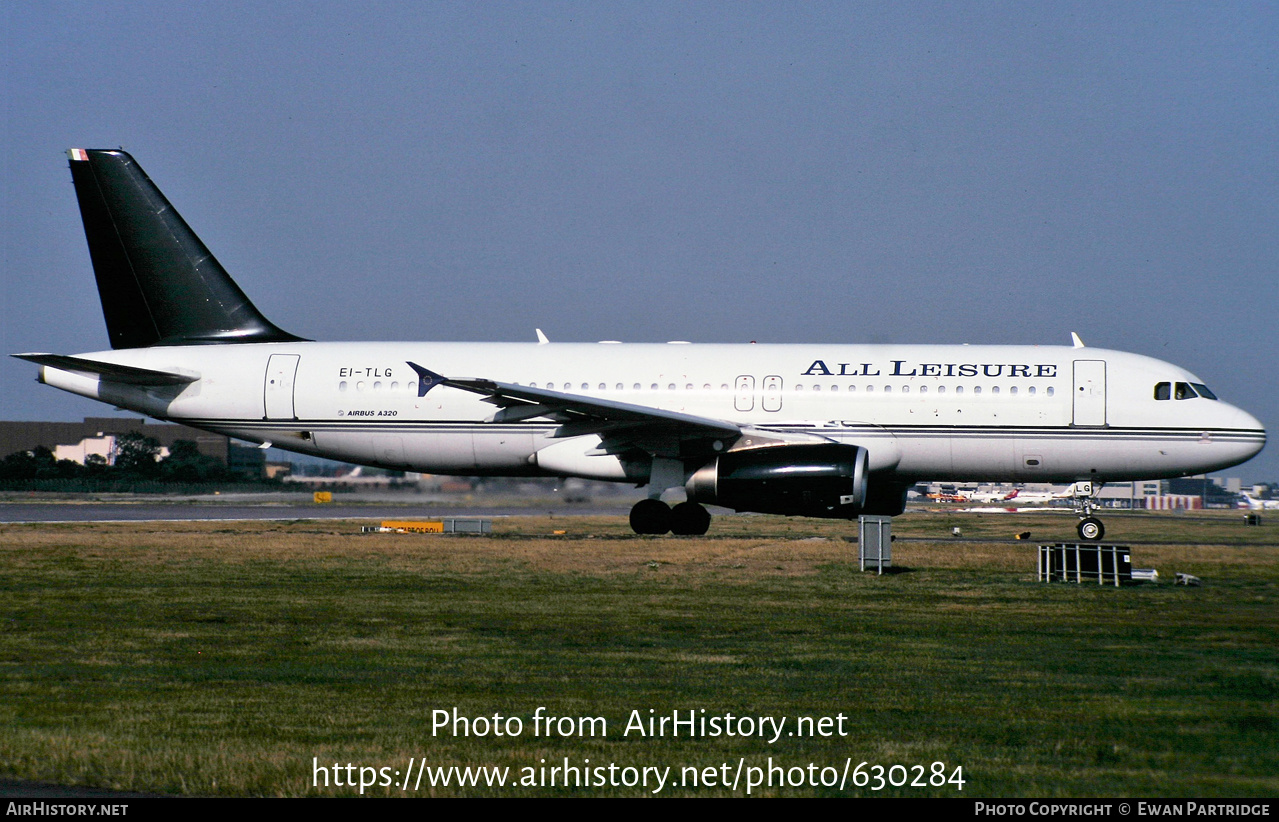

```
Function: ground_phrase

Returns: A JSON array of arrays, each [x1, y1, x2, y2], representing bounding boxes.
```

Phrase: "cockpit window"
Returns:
[[1190, 383, 1218, 400], [1156, 381, 1218, 401]]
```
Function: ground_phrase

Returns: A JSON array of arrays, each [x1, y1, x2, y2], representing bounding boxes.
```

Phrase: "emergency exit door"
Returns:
[[734, 375, 755, 412]]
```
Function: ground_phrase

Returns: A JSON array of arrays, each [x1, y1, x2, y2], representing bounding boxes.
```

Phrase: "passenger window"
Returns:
[[1154, 382, 1171, 401], [1175, 382, 1197, 400]]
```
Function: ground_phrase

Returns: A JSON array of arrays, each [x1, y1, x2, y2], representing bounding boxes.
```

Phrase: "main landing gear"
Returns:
[[629, 499, 712, 536], [1072, 481, 1105, 541]]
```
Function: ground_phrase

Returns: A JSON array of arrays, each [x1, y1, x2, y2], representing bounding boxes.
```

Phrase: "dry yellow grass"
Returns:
[[0, 511, 1275, 796]]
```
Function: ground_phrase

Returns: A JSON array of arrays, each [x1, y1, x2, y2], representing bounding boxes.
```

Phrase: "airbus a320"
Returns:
[[15, 150, 1267, 539]]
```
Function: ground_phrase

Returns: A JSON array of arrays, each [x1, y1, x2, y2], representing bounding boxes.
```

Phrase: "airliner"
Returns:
[[14, 149, 1267, 540], [997, 487, 1074, 504], [1240, 493, 1279, 511]]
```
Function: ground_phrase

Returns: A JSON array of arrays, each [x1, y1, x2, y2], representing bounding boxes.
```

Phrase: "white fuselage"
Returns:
[[37, 341, 1266, 486]]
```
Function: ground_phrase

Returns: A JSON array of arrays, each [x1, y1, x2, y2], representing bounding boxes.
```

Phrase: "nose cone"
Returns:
[[1224, 403, 1267, 465]]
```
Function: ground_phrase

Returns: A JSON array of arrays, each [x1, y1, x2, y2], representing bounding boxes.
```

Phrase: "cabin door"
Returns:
[[1072, 360, 1106, 426], [264, 354, 300, 420]]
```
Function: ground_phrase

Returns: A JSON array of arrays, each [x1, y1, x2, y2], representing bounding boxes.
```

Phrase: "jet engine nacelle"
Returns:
[[685, 443, 869, 518]]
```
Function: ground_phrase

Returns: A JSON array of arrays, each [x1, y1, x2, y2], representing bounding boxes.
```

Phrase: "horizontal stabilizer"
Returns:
[[12, 353, 197, 386]]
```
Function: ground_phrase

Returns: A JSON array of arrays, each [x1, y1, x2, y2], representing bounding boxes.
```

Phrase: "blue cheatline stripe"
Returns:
[[170, 417, 1262, 442]]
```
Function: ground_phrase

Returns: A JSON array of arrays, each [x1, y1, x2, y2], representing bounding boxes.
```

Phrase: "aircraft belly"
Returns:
[[472, 430, 539, 470], [890, 435, 951, 478], [400, 431, 477, 472], [949, 433, 1016, 479]]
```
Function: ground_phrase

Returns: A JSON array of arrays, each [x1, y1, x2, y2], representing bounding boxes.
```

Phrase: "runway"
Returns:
[[0, 494, 634, 523]]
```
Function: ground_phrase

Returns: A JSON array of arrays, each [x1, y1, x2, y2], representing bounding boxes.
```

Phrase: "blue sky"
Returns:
[[2, 2, 1275, 481]]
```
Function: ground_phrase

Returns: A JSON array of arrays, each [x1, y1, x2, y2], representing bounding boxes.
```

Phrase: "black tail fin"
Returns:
[[66, 148, 305, 349]]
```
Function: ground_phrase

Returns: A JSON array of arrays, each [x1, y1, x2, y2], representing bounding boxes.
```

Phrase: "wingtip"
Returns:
[[1070, 332, 1086, 348], [405, 361, 448, 397]]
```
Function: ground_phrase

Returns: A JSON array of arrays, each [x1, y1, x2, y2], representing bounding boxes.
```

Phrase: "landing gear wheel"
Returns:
[[630, 499, 672, 535], [1077, 517, 1105, 541], [669, 501, 711, 536]]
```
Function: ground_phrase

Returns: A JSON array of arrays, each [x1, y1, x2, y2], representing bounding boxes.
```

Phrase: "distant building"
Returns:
[[53, 435, 122, 465], [0, 417, 227, 464]]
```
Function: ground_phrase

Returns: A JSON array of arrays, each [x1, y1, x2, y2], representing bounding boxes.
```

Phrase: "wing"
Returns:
[[406, 361, 741, 455]]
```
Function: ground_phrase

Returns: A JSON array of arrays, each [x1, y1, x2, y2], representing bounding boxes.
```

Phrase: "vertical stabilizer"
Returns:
[[66, 148, 304, 349]]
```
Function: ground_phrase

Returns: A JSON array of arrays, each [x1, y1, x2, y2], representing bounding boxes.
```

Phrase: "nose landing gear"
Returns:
[[1073, 481, 1106, 541]]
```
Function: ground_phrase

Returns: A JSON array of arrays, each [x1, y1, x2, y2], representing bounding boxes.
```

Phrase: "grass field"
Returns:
[[0, 509, 1275, 797]]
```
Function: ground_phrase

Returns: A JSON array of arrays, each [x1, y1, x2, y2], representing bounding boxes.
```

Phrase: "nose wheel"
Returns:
[[1077, 516, 1105, 541]]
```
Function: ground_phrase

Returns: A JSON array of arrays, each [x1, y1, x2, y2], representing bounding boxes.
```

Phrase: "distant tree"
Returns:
[[47, 458, 85, 479], [0, 446, 81, 480], [83, 453, 109, 476], [0, 449, 41, 480], [113, 432, 161, 476], [29, 446, 58, 477], [159, 440, 227, 482]]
